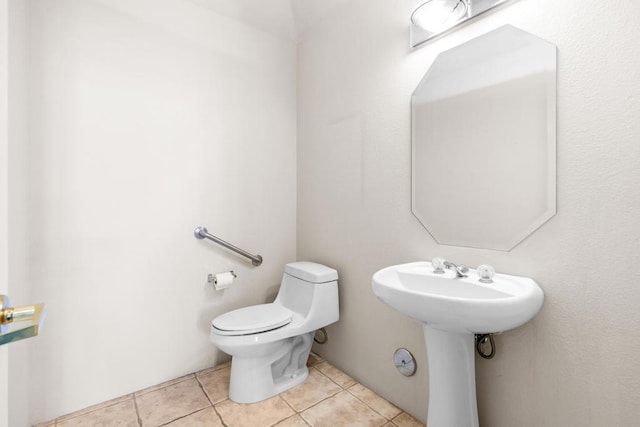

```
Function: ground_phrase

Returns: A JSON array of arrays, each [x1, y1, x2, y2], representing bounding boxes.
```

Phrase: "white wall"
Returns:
[[10, 0, 296, 424], [298, 0, 640, 425], [0, 1, 10, 426], [7, 0, 29, 425]]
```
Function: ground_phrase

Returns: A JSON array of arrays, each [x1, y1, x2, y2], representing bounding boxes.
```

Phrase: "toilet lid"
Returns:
[[212, 303, 293, 336]]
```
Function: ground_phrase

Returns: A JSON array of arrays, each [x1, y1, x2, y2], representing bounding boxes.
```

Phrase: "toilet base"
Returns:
[[228, 331, 315, 403]]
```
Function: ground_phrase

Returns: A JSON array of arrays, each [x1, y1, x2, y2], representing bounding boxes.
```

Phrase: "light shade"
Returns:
[[410, 0, 518, 48], [411, 0, 469, 34]]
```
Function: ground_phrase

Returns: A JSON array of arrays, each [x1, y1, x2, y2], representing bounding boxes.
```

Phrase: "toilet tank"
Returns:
[[275, 262, 339, 330]]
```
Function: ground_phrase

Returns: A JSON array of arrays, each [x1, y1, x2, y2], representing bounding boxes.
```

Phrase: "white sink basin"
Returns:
[[372, 261, 543, 333], [372, 261, 544, 427]]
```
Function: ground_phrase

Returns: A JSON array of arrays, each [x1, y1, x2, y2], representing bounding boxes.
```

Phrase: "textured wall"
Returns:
[[298, 0, 640, 424], [8, 0, 296, 424]]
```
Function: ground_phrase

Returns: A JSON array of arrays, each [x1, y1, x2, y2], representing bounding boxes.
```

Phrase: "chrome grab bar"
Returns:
[[194, 226, 263, 266]]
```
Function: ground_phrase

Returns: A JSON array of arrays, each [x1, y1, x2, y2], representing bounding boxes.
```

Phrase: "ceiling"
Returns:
[[187, 0, 352, 41]]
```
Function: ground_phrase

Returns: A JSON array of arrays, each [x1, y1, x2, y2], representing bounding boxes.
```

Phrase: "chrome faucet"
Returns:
[[443, 261, 469, 278]]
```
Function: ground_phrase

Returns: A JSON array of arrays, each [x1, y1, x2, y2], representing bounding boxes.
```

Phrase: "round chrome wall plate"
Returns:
[[394, 348, 417, 376]]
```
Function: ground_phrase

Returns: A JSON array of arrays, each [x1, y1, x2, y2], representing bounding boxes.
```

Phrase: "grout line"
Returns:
[[132, 394, 143, 427], [196, 371, 229, 427], [297, 412, 312, 427], [270, 413, 311, 427], [267, 396, 299, 426], [293, 387, 344, 417], [316, 365, 357, 390], [54, 394, 134, 424], [297, 412, 311, 426], [195, 361, 231, 378], [312, 363, 397, 421], [134, 375, 195, 398], [271, 395, 311, 426], [391, 412, 421, 426], [313, 365, 348, 390], [344, 386, 397, 421], [212, 404, 229, 427], [156, 407, 210, 427], [51, 359, 410, 427], [278, 394, 297, 414], [296, 364, 396, 424], [275, 366, 344, 418], [194, 374, 216, 407]]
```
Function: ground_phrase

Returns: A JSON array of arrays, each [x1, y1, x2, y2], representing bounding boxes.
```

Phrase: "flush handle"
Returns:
[[0, 295, 46, 346]]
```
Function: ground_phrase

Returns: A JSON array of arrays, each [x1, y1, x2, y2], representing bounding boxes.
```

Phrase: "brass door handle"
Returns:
[[0, 295, 46, 346]]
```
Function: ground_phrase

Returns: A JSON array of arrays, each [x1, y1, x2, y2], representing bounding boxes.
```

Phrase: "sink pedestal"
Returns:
[[423, 325, 478, 427], [373, 261, 544, 426]]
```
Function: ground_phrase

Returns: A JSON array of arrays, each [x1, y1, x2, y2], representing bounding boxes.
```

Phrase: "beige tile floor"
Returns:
[[36, 354, 425, 427]]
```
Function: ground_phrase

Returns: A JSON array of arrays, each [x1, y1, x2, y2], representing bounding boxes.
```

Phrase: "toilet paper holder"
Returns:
[[208, 271, 237, 287]]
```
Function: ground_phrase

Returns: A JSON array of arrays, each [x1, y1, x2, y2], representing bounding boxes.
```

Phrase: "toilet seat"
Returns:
[[212, 303, 293, 336]]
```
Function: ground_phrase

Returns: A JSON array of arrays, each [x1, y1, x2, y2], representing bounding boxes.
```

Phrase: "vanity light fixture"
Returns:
[[411, 0, 470, 34], [410, 0, 517, 47]]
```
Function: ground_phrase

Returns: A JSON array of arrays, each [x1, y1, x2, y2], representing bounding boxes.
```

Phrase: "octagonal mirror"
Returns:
[[411, 25, 557, 251]]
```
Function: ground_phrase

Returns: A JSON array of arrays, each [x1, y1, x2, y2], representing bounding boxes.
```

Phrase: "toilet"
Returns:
[[210, 261, 339, 403]]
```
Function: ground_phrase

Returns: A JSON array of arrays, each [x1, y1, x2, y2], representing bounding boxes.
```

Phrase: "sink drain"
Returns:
[[394, 348, 416, 376]]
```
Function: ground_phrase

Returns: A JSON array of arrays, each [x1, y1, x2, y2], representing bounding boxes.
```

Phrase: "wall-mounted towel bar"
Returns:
[[194, 226, 263, 266]]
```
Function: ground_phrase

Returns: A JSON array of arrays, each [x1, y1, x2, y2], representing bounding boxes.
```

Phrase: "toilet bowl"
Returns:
[[210, 261, 339, 403]]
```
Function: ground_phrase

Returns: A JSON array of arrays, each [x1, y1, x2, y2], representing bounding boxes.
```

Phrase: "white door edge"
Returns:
[[0, 0, 10, 425]]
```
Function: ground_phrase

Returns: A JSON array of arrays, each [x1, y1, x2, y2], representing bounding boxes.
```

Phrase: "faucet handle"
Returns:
[[431, 257, 446, 274], [477, 264, 495, 283], [432, 259, 473, 278]]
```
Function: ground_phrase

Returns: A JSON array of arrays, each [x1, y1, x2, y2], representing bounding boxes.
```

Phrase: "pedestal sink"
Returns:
[[372, 261, 543, 427]]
